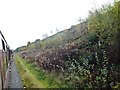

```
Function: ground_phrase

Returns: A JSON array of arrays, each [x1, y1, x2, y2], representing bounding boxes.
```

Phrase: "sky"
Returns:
[[0, 0, 114, 50]]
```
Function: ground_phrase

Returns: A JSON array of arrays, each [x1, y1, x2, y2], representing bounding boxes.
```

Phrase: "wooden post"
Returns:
[[0, 50, 5, 88]]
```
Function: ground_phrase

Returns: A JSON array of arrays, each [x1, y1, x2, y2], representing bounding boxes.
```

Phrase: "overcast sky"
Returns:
[[0, 0, 114, 50]]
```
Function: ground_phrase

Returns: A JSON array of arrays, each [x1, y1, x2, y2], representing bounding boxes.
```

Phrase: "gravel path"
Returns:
[[9, 58, 23, 88]]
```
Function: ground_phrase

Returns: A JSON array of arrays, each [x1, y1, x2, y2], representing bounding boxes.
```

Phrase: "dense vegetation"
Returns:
[[15, 1, 120, 89]]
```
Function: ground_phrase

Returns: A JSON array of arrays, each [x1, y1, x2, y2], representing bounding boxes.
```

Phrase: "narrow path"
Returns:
[[9, 58, 23, 88], [15, 54, 45, 88], [19, 59, 45, 88]]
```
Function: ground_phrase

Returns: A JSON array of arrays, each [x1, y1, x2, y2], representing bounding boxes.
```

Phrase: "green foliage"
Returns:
[[15, 1, 119, 89]]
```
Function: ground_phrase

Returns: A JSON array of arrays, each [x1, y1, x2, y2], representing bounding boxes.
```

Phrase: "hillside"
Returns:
[[15, 1, 120, 88], [15, 21, 88, 51]]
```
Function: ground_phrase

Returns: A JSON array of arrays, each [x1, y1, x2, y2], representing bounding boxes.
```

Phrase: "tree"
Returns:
[[56, 28, 59, 33], [50, 30, 53, 34], [42, 33, 48, 39], [35, 39, 41, 49], [27, 41, 31, 46]]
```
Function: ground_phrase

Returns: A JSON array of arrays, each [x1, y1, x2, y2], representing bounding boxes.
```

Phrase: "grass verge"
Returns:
[[14, 53, 47, 88], [14, 53, 62, 88]]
